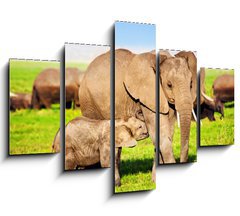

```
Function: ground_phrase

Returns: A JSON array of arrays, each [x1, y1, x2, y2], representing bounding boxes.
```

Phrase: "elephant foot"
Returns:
[[115, 178, 121, 187]]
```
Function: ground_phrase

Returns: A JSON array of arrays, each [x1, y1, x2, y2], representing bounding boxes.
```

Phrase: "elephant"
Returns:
[[79, 48, 198, 183], [199, 67, 225, 120], [65, 68, 85, 109], [31, 67, 83, 109], [52, 116, 148, 173], [213, 74, 234, 103], [10, 92, 31, 111], [31, 68, 60, 109], [159, 50, 197, 163]]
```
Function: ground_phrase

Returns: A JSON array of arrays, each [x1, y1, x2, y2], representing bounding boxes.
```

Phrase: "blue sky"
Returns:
[[115, 22, 156, 53]]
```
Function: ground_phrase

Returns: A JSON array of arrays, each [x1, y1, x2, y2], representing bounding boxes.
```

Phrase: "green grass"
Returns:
[[10, 60, 60, 155], [65, 108, 81, 124], [201, 69, 234, 146], [65, 61, 88, 71], [115, 138, 156, 193], [10, 106, 60, 155], [10, 60, 59, 93]]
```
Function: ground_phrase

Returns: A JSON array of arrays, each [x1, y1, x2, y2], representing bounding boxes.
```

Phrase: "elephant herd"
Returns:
[[10, 49, 234, 186], [10, 68, 84, 111]]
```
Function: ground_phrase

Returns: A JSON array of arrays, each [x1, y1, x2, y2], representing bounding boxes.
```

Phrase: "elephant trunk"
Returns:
[[178, 110, 192, 163], [175, 86, 193, 163]]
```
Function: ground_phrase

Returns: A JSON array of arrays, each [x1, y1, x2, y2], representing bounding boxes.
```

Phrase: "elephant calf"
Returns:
[[10, 92, 31, 111], [52, 116, 148, 171]]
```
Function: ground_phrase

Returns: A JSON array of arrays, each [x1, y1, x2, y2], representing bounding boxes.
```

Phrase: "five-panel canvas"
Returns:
[[8, 21, 235, 193]]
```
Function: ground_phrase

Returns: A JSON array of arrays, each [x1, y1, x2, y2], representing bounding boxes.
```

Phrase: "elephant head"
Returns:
[[160, 51, 197, 163], [124, 51, 169, 115]]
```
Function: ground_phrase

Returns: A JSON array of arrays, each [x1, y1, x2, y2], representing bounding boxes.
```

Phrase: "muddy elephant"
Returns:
[[213, 74, 234, 103], [32, 67, 83, 109], [10, 92, 31, 111]]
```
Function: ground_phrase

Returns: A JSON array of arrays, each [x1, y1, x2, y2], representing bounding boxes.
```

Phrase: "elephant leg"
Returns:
[[115, 147, 122, 187], [65, 153, 76, 170], [66, 101, 72, 109], [140, 106, 156, 181], [159, 114, 176, 164], [99, 142, 110, 168]]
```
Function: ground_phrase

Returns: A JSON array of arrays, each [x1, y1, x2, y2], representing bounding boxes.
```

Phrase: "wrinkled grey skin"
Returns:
[[52, 116, 148, 173]]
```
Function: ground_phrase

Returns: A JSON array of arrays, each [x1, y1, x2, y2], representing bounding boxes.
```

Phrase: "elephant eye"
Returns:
[[167, 81, 172, 89], [190, 80, 193, 89]]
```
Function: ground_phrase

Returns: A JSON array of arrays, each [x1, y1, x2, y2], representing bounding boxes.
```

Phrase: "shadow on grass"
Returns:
[[120, 158, 153, 177], [173, 154, 197, 164], [225, 102, 234, 108]]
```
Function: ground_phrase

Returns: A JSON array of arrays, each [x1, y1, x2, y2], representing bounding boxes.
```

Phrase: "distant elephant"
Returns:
[[65, 68, 84, 109], [199, 68, 224, 120], [10, 92, 31, 111], [195, 99, 224, 121], [213, 74, 234, 103], [32, 67, 83, 109]]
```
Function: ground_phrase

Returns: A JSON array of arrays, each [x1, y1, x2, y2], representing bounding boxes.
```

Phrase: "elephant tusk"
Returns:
[[10, 92, 17, 97], [177, 112, 180, 128], [192, 109, 202, 126], [201, 91, 214, 102]]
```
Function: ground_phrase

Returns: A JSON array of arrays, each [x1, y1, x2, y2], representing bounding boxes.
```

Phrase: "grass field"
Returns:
[[10, 60, 60, 155], [65, 62, 88, 71], [115, 138, 155, 193], [200, 68, 234, 146]]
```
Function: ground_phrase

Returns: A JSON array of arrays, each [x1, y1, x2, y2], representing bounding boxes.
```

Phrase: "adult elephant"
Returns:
[[32, 68, 60, 109], [79, 49, 197, 181], [32, 67, 83, 109]]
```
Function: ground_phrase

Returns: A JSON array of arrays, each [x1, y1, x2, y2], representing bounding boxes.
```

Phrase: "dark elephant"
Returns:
[[32, 67, 83, 109], [10, 92, 31, 111], [213, 74, 234, 103], [199, 68, 225, 121]]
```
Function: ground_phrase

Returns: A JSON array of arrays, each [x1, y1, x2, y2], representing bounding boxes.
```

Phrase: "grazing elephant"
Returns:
[[65, 68, 84, 109], [159, 50, 197, 163], [196, 99, 224, 121], [32, 68, 60, 109], [32, 67, 83, 109], [199, 67, 224, 120], [10, 92, 31, 111], [213, 74, 234, 103]]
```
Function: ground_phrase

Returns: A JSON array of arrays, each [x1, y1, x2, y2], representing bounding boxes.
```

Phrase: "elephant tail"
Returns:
[[52, 128, 60, 153], [31, 85, 39, 109]]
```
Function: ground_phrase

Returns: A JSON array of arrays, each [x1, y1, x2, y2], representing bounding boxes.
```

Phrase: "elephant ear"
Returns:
[[115, 125, 137, 148], [175, 51, 197, 102], [124, 52, 169, 114]]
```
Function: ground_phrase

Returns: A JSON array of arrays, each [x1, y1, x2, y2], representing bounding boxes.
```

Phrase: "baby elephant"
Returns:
[[10, 92, 31, 111], [52, 116, 148, 171]]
